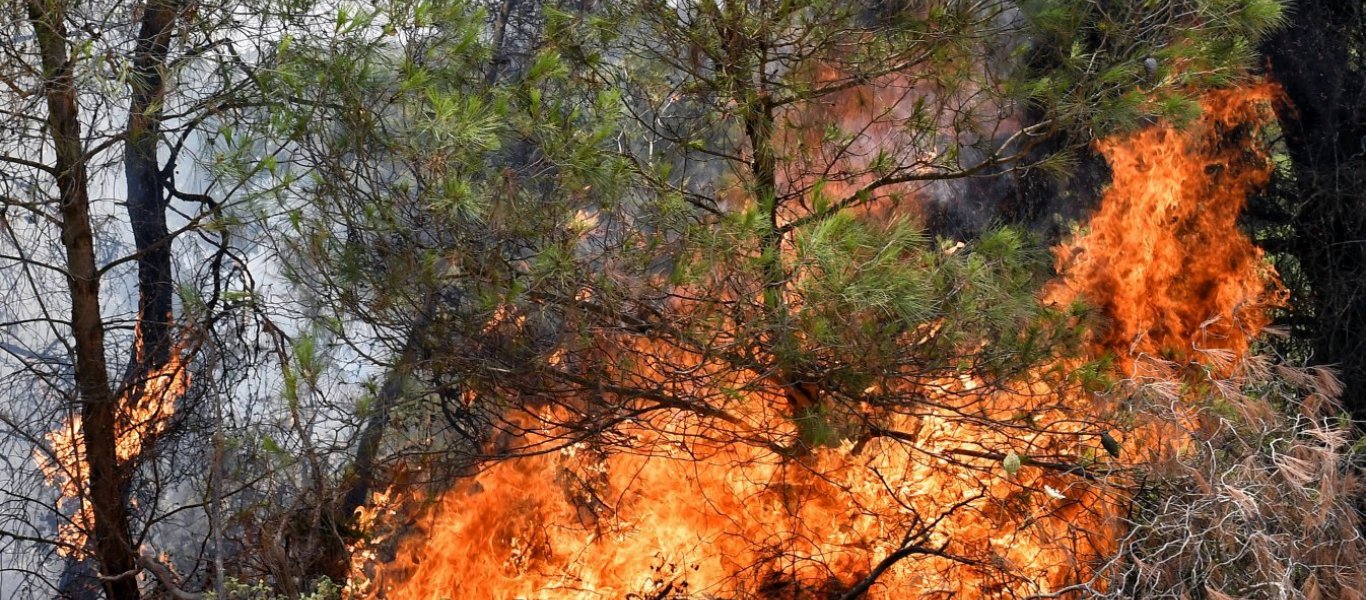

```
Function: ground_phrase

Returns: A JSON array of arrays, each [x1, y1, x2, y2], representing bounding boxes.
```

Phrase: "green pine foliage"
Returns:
[[241, 0, 1298, 447], [210, 0, 1365, 594], [1019, 0, 1287, 135]]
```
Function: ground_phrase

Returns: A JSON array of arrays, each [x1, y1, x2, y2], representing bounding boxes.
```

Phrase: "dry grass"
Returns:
[[1096, 354, 1366, 599]]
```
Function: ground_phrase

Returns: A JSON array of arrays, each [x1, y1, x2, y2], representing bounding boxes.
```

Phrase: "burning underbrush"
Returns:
[[36, 322, 195, 558], [343, 81, 1366, 599], [1099, 356, 1364, 599]]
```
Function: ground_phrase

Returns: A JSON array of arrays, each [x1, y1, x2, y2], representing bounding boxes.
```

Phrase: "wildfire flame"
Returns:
[[353, 80, 1284, 598], [1049, 83, 1285, 368], [37, 322, 193, 557]]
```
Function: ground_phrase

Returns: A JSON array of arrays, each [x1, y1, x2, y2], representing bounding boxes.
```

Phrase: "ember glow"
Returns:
[[353, 81, 1284, 599], [37, 324, 193, 557]]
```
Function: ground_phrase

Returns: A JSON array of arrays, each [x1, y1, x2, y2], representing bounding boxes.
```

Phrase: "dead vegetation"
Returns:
[[1096, 355, 1366, 599]]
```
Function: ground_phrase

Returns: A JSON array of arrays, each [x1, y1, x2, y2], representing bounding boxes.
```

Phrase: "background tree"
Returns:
[[251, 0, 1299, 594], [1250, 0, 1366, 417], [0, 1, 300, 597], [0, 0, 1350, 597]]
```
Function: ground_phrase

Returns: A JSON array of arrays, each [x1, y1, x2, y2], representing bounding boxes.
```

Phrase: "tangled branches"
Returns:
[[1099, 356, 1365, 600]]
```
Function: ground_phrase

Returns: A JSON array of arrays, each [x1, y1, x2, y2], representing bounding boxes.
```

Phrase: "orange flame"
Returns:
[[356, 80, 1284, 599], [37, 324, 193, 557], [1049, 83, 1285, 367]]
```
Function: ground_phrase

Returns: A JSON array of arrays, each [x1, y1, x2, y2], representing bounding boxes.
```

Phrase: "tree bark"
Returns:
[[1262, 1, 1366, 416], [27, 1, 140, 598], [125, 0, 182, 375], [337, 320, 424, 525]]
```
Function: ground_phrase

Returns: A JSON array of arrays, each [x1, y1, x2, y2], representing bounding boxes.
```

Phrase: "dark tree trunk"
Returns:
[[338, 322, 425, 525], [485, 0, 521, 86], [125, 0, 182, 376], [28, 1, 140, 598], [745, 100, 817, 416], [1260, 1, 1366, 415]]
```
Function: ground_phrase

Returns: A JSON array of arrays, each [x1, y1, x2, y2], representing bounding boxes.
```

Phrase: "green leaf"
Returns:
[[262, 435, 283, 455]]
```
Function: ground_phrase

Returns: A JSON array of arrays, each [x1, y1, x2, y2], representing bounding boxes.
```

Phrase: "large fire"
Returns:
[[37, 323, 193, 557], [1049, 83, 1284, 367], [351, 81, 1283, 598]]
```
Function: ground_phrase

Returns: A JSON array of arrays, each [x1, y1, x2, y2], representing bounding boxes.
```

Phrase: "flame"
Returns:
[[361, 388, 1111, 598], [355, 81, 1284, 598], [37, 323, 193, 557], [1049, 83, 1285, 367]]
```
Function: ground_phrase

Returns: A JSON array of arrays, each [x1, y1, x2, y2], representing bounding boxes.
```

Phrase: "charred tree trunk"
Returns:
[[338, 316, 426, 525], [28, 1, 140, 598], [746, 98, 820, 417], [1260, 1, 1366, 415], [126, 0, 182, 375], [731, 22, 817, 419]]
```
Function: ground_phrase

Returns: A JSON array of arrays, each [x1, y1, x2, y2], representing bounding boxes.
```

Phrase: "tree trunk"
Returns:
[[337, 1, 529, 526], [28, 1, 141, 598], [337, 322, 424, 525], [738, 46, 814, 417], [1262, 1, 1366, 416], [125, 0, 182, 375]]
